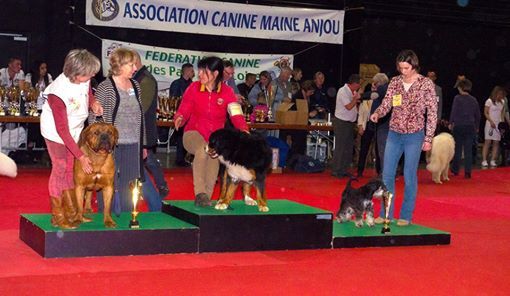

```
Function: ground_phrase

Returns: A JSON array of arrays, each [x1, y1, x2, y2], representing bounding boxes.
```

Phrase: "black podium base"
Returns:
[[19, 213, 199, 258], [332, 221, 450, 248], [163, 199, 333, 253]]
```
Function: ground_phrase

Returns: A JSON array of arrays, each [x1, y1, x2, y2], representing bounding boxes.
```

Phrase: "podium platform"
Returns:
[[19, 200, 451, 258], [19, 212, 199, 258], [162, 199, 333, 252], [332, 221, 450, 248]]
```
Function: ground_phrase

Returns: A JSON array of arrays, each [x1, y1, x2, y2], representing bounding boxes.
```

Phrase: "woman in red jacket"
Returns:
[[174, 56, 248, 206]]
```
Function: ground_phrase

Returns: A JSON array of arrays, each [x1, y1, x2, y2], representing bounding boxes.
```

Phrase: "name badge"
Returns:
[[392, 94, 402, 107]]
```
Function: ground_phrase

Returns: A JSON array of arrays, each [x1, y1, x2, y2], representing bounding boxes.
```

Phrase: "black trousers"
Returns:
[[451, 125, 476, 174], [357, 122, 380, 176]]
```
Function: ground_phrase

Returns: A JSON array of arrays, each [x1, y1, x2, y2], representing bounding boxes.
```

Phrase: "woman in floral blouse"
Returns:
[[370, 49, 437, 226]]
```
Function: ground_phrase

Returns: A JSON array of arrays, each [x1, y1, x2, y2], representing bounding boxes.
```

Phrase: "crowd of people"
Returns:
[[1, 48, 510, 228]]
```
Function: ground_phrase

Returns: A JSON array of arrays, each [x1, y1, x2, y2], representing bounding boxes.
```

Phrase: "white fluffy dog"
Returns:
[[0, 152, 17, 178], [426, 133, 455, 184]]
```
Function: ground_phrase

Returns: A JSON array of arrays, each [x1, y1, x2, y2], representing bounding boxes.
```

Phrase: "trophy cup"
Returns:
[[266, 87, 274, 122], [381, 191, 393, 234], [0, 86, 6, 116], [129, 178, 143, 229]]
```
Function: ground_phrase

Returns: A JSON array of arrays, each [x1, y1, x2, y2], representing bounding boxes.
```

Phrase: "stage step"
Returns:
[[332, 221, 451, 248], [162, 199, 334, 252], [19, 212, 199, 258]]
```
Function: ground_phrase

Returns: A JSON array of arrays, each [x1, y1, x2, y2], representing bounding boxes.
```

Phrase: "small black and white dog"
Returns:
[[336, 178, 387, 227]]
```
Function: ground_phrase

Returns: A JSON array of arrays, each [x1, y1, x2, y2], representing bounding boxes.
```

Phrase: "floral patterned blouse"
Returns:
[[373, 74, 438, 143]]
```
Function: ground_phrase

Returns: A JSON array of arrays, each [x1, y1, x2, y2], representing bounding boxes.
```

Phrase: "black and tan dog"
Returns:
[[336, 178, 387, 227], [206, 128, 272, 212], [73, 122, 118, 228]]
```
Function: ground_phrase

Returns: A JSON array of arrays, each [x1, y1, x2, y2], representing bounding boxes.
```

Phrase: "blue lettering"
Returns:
[[212, 11, 220, 26], [123, 2, 133, 18], [157, 6, 166, 21]]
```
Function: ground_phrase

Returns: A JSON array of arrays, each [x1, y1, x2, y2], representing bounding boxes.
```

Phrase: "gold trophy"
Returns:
[[381, 191, 393, 234], [0, 86, 6, 115], [129, 178, 143, 229], [266, 86, 274, 122]]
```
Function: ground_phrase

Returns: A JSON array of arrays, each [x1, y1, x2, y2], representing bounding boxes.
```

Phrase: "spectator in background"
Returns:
[[427, 70, 443, 120], [248, 70, 272, 107], [481, 86, 506, 168], [357, 73, 390, 177], [269, 66, 293, 114], [331, 74, 361, 178], [26, 60, 53, 110], [223, 60, 241, 99], [237, 73, 256, 100], [169, 63, 194, 167], [0, 57, 25, 87], [133, 51, 168, 207], [25, 60, 54, 162], [290, 67, 303, 96], [371, 73, 391, 175], [310, 71, 329, 118], [370, 49, 437, 226], [449, 79, 480, 178]]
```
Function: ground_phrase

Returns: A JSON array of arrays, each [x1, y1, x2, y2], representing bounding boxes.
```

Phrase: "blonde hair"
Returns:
[[489, 85, 506, 104], [63, 49, 100, 82], [372, 73, 389, 85], [109, 48, 136, 76]]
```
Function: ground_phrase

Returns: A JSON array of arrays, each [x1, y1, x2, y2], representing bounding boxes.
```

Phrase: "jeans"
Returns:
[[452, 125, 476, 175], [142, 168, 162, 211], [380, 130, 424, 222], [376, 125, 389, 173], [145, 149, 167, 189]]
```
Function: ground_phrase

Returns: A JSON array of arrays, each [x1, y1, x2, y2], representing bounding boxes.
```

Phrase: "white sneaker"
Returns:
[[490, 160, 497, 167], [481, 160, 488, 167]]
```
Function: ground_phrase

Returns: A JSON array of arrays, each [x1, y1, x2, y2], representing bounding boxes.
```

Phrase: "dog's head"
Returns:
[[364, 178, 388, 198], [207, 128, 240, 159], [79, 122, 119, 154]]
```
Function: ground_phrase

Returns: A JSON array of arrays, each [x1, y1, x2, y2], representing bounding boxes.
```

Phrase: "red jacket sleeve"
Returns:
[[47, 94, 84, 159], [88, 86, 96, 108]]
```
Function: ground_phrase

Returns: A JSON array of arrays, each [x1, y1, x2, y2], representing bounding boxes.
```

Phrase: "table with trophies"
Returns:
[[0, 85, 42, 152]]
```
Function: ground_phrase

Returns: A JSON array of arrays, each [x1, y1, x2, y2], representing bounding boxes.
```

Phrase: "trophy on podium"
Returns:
[[129, 178, 143, 229], [381, 191, 393, 234]]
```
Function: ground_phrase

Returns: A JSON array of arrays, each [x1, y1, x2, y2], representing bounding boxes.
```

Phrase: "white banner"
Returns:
[[88, 0, 344, 44], [101, 38, 293, 90]]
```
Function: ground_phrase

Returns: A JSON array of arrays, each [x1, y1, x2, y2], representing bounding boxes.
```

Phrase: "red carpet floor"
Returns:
[[1, 167, 509, 295]]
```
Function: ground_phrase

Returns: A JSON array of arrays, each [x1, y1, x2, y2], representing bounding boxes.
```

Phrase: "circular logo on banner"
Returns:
[[91, 0, 120, 22]]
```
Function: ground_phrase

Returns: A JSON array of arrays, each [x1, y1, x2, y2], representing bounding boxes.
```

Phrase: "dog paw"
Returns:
[[258, 205, 269, 212], [215, 203, 228, 210], [244, 195, 258, 206]]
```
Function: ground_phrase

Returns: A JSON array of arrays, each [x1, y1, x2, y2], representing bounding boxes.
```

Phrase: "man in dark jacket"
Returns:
[[169, 63, 194, 166], [133, 52, 169, 203]]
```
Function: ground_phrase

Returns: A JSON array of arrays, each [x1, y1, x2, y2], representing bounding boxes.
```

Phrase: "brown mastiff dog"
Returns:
[[74, 122, 118, 228]]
